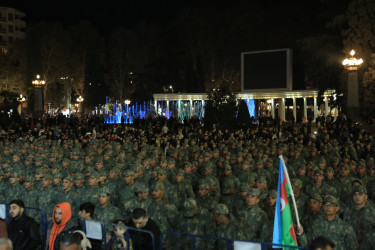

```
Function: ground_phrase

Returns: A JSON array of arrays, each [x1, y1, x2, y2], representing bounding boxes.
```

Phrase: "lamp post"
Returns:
[[342, 50, 363, 121], [76, 95, 84, 116], [32, 74, 45, 119], [124, 99, 131, 123]]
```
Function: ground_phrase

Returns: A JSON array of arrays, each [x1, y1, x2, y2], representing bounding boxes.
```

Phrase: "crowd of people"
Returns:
[[0, 113, 375, 250]]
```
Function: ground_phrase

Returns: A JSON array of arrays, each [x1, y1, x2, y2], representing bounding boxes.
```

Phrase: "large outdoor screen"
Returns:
[[241, 48, 292, 91]]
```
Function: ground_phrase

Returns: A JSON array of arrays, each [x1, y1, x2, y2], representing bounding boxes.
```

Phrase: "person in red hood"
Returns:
[[45, 202, 80, 250]]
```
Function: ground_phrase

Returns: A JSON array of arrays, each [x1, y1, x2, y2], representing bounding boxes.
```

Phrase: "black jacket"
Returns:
[[8, 213, 42, 250], [127, 218, 161, 250]]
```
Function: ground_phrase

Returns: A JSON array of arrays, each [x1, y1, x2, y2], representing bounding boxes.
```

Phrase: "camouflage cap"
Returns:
[[64, 175, 74, 182], [176, 169, 185, 176], [183, 198, 198, 217], [247, 188, 260, 196], [240, 183, 249, 192], [352, 185, 367, 194], [198, 182, 210, 190], [0, 169, 3, 175], [74, 172, 85, 180], [98, 186, 110, 196], [292, 178, 302, 188], [157, 168, 167, 176], [53, 172, 63, 178], [256, 159, 263, 165], [313, 168, 324, 175], [215, 203, 229, 215], [268, 190, 277, 198], [309, 193, 322, 203], [203, 162, 214, 170], [224, 164, 232, 171], [43, 173, 52, 180], [323, 195, 339, 206], [151, 181, 165, 191], [24, 176, 35, 182], [90, 171, 100, 179], [257, 176, 267, 184], [319, 158, 326, 163], [123, 169, 135, 177], [34, 168, 44, 174], [323, 186, 337, 196], [326, 167, 334, 172], [340, 163, 350, 170], [134, 182, 149, 193]]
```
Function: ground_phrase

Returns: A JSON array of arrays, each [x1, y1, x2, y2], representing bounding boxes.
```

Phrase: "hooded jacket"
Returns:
[[44, 202, 79, 250]]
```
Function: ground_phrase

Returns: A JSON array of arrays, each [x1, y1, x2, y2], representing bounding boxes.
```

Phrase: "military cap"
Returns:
[[176, 169, 185, 176], [323, 186, 337, 197], [168, 158, 175, 164], [331, 157, 339, 163], [268, 190, 277, 198], [326, 167, 334, 172], [224, 164, 232, 171], [151, 181, 165, 191], [247, 188, 260, 196], [368, 164, 375, 170], [43, 173, 52, 180], [256, 159, 263, 165], [257, 176, 267, 184], [98, 186, 110, 196], [352, 185, 367, 194], [309, 193, 322, 203], [267, 158, 274, 163], [310, 148, 317, 152], [198, 182, 210, 190], [313, 168, 324, 175], [64, 175, 74, 182], [98, 170, 106, 177], [34, 156, 43, 162], [53, 172, 63, 178], [203, 162, 214, 170], [74, 172, 85, 180], [90, 171, 100, 179], [319, 158, 326, 163], [24, 176, 35, 182], [0, 169, 3, 175], [358, 162, 366, 168], [34, 168, 44, 174], [340, 163, 350, 170], [215, 203, 229, 215], [123, 169, 135, 177], [134, 182, 149, 193], [262, 154, 269, 159], [157, 168, 167, 175], [183, 198, 198, 217], [240, 183, 249, 192], [323, 195, 339, 206], [292, 178, 302, 188]]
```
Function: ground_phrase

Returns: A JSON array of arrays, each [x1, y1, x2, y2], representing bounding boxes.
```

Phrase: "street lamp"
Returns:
[[32, 74, 45, 119], [124, 99, 131, 123], [342, 50, 363, 121]]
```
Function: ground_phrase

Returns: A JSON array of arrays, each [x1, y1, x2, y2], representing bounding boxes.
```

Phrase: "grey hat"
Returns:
[[247, 188, 260, 196], [98, 186, 110, 196]]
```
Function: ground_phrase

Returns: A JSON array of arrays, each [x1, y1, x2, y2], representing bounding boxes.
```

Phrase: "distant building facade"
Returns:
[[0, 6, 26, 54]]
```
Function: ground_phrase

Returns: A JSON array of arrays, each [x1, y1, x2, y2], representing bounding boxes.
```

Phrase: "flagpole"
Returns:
[[279, 155, 301, 228]]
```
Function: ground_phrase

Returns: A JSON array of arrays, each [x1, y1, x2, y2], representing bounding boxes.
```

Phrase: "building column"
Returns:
[[303, 97, 307, 121], [154, 100, 157, 114], [278, 98, 285, 121], [166, 100, 169, 118], [347, 71, 360, 121], [190, 99, 193, 118], [271, 99, 275, 119], [293, 97, 297, 122], [202, 100, 205, 118], [178, 100, 181, 118], [324, 96, 329, 117], [313, 97, 318, 122]]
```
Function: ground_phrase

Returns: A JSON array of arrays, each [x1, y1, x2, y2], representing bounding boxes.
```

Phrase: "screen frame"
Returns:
[[241, 48, 292, 92]]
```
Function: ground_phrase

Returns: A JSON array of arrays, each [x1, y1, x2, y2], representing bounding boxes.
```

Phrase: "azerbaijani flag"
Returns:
[[272, 156, 298, 249]]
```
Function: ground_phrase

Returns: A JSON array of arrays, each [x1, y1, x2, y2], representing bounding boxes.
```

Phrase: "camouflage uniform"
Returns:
[[307, 196, 358, 250]]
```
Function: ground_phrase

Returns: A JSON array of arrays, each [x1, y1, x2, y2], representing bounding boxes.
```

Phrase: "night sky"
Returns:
[[3, 0, 330, 36]]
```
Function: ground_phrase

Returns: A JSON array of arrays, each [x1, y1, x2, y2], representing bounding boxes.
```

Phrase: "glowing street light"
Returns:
[[32, 74, 45, 88], [17, 94, 26, 103], [76, 95, 84, 103]]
